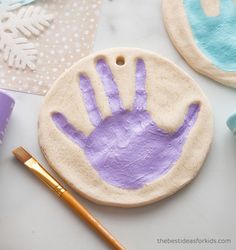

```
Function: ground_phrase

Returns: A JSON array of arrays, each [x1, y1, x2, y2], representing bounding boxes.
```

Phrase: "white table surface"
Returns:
[[1, 1, 236, 250]]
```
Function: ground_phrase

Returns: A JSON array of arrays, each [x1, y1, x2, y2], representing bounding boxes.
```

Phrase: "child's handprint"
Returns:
[[184, 0, 236, 71], [52, 59, 200, 189]]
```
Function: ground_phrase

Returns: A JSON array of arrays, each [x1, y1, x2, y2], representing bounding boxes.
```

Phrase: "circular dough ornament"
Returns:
[[162, 0, 236, 87], [38, 48, 213, 207]]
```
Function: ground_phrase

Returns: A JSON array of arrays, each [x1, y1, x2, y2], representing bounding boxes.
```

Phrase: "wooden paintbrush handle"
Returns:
[[12, 147, 124, 249], [61, 191, 125, 250]]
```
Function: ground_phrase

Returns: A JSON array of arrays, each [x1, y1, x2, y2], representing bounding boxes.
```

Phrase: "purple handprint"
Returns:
[[52, 59, 200, 189]]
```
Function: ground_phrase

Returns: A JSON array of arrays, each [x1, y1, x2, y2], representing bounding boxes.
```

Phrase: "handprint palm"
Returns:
[[52, 59, 200, 189], [184, 0, 236, 71]]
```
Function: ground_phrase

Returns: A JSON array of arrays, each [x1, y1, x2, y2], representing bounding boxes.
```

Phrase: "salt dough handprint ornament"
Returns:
[[52, 59, 200, 189], [163, 0, 236, 87], [184, 0, 236, 71], [39, 48, 213, 207]]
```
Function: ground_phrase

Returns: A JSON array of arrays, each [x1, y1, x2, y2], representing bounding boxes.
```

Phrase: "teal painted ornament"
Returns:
[[184, 0, 236, 72]]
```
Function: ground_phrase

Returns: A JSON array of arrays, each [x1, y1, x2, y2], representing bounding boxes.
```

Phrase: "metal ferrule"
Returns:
[[25, 158, 66, 197]]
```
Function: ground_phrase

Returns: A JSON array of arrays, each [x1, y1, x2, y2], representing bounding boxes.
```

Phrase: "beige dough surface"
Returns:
[[38, 48, 213, 207], [162, 0, 236, 88]]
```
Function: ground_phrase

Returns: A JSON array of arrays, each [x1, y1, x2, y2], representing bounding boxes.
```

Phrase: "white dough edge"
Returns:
[[38, 48, 213, 207], [162, 0, 236, 88]]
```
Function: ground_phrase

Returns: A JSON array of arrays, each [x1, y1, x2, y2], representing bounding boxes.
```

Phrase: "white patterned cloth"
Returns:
[[0, 0, 102, 95]]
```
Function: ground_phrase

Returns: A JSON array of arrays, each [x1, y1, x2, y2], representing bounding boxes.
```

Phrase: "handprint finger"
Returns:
[[133, 58, 147, 111], [184, 0, 207, 20], [79, 74, 102, 127], [96, 59, 124, 114], [52, 112, 87, 148], [175, 103, 200, 137]]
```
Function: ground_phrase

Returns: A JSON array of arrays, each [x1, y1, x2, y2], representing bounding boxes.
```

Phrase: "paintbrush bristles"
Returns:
[[12, 147, 32, 163]]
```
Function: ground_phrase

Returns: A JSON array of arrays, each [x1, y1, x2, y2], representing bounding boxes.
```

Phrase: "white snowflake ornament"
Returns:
[[0, 0, 23, 14], [0, 0, 102, 95], [0, 0, 53, 70]]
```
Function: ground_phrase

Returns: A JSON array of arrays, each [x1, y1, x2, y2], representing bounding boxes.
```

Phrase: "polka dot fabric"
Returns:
[[0, 0, 102, 95]]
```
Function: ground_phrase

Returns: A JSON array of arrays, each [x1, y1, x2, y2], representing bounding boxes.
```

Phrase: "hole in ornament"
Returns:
[[116, 56, 125, 66]]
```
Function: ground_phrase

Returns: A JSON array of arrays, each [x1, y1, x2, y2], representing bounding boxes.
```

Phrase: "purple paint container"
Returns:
[[0, 91, 15, 144]]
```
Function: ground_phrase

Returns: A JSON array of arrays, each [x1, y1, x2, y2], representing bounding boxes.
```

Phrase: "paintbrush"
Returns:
[[12, 147, 124, 250]]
